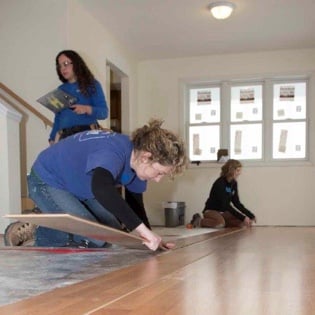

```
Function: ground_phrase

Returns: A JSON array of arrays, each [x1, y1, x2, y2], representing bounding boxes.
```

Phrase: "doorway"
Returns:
[[106, 61, 129, 134], [106, 62, 129, 196], [109, 69, 121, 133]]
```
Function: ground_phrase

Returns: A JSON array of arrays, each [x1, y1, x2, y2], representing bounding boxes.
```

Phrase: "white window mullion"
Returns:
[[264, 79, 273, 162], [220, 82, 230, 151]]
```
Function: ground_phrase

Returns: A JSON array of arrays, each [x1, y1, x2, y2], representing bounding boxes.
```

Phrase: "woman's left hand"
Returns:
[[70, 104, 91, 115], [159, 241, 176, 251]]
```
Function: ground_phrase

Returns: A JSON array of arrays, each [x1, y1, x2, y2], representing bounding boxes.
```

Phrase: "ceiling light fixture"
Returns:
[[208, 1, 236, 20]]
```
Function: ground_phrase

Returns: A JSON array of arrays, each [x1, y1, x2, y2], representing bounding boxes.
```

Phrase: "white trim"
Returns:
[[0, 100, 22, 122]]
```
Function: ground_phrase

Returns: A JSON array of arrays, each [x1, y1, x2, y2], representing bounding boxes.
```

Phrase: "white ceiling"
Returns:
[[80, 0, 315, 60]]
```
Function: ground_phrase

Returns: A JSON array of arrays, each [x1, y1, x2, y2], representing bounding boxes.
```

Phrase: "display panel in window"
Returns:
[[189, 125, 220, 161], [273, 82, 306, 120], [230, 124, 262, 160], [231, 85, 263, 122], [189, 87, 220, 124], [272, 122, 306, 159]]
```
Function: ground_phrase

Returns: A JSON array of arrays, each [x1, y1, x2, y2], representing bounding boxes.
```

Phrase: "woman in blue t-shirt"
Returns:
[[5, 119, 187, 251], [49, 50, 108, 145]]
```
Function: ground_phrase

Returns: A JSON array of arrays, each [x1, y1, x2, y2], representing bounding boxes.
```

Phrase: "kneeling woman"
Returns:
[[5, 119, 187, 251], [191, 159, 256, 228]]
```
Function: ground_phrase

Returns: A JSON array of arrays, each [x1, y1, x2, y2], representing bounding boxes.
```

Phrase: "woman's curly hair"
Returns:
[[55, 50, 95, 97], [131, 119, 188, 177], [220, 159, 242, 179]]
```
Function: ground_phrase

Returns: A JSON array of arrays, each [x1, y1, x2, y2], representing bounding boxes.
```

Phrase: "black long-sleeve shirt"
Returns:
[[203, 176, 255, 221], [91, 167, 151, 231]]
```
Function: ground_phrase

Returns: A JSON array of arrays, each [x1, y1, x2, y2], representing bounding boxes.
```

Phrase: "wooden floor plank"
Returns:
[[88, 227, 315, 315], [1, 227, 315, 315]]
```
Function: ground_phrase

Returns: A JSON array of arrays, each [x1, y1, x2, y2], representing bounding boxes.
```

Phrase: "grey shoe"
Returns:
[[62, 238, 111, 249], [22, 207, 41, 214], [4, 221, 36, 246]]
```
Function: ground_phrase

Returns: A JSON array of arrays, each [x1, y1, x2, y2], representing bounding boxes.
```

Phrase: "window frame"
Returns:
[[184, 75, 310, 167]]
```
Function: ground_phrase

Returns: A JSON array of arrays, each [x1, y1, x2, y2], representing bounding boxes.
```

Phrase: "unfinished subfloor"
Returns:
[[0, 225, 217, 306]]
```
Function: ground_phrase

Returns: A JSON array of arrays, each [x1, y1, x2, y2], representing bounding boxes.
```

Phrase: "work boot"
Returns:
[[190, 213, 201, 228], [200, 218, 225, 228], [4, 221, 36, 246]]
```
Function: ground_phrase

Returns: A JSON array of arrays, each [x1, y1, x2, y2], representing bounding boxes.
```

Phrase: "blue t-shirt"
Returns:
[[49, 80, 108, 141], [33, 130, 147, 200]]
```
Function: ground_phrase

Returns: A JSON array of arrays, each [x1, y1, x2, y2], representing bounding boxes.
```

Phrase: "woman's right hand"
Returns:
[[244, 216, 256, 227], [135, 223, 162, 251], [159, 241, 176, 250]]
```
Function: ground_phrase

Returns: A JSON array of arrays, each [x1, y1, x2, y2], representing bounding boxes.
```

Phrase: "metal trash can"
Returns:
[[163, 201, 185, 227]]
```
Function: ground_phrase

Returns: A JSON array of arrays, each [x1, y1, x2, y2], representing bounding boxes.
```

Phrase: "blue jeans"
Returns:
[[27, 169, 121, 247]]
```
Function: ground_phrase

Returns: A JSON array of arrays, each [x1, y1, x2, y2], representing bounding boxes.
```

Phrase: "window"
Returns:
[[188, 86, 220, 161], [272, 82, 307, 159], [230, 84, 263, 160], [186, 77, 308, 164]]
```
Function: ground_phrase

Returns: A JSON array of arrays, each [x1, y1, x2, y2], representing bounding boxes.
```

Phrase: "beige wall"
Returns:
[[0, 0, 138, 169], [0, 0, 67, 167], [67, 0, 138, 133], [138, 49, 315, 226]]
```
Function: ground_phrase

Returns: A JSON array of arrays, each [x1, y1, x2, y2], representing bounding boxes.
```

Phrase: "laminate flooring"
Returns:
[[2, 227, 314, 315]]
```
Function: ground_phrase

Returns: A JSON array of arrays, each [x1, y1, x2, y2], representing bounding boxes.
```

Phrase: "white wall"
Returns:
[[0, 0, 138, 171], [0, 0, 67, 167], [67, 0, 138, 133], [138, 49, 315, 226]]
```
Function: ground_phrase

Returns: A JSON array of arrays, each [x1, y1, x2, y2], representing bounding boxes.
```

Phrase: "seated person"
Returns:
[[190, 159, 256, 228]]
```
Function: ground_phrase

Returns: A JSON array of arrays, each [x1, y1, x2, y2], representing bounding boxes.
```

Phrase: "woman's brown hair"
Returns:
[[131, 119, 187, 178], [56, 50, 95, 97], [220, 159, 242, 179]]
